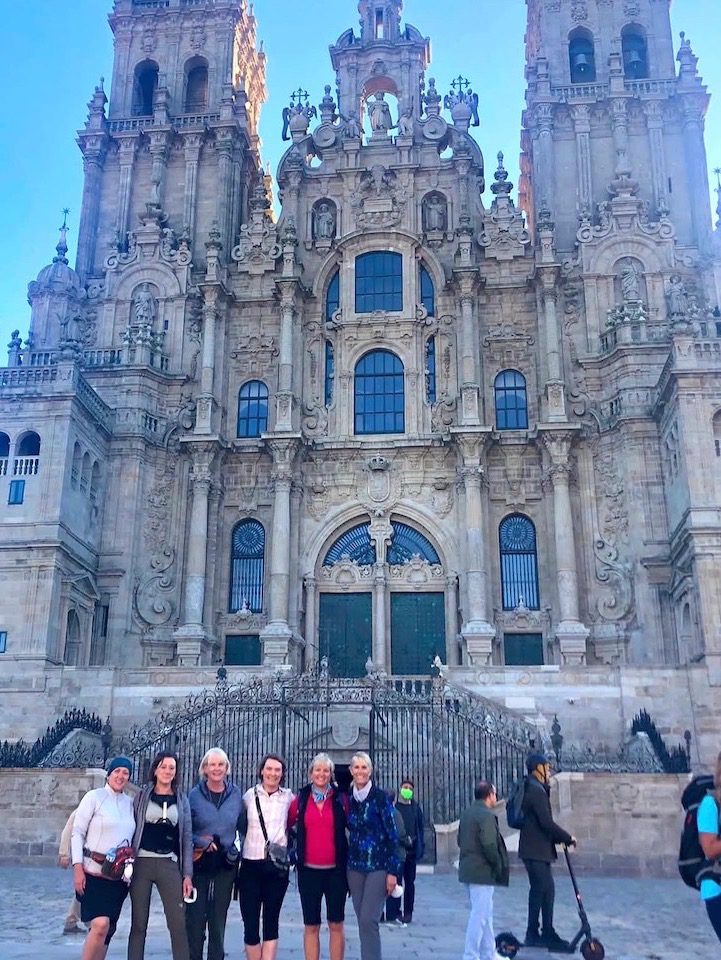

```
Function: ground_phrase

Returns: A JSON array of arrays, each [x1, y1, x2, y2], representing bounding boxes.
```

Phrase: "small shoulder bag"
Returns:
[[254, 788, 290, 879]]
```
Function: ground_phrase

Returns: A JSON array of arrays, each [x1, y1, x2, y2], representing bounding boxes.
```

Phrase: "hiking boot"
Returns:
[[542, 930, 573, 953]]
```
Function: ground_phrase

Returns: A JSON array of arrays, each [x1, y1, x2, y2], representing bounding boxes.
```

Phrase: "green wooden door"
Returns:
[[318, 593, 372, 678], [503, 633, 544, 666], [390, 592, 446, 675]]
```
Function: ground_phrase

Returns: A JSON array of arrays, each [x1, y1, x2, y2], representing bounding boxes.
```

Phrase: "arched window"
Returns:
[[185, 58, 209, 112], [420, 264, 435, 315], [17, 432, 40, 456], [90, 462, 100, 503], [495, 370, 529, 430], [569, 30, 596, 83], [713, 410, 721, 457], [354, 350, 405, 435], [388, 521, 440, 565], [499, 514, 540, 611], [622, 26, 649, 79], [0, 432, 10, 475], [15, 431, 41, 476], [237, 380, 269, 438], [325, 269, 340, 323], [425, 336, 437, 405], [133, 61, 159, 116], [355, 252, 403, 313], [229, 520, 265, 613], [80, 452, 91, 494], [323, 523, 376, 566], [64, 609, 82, 666]]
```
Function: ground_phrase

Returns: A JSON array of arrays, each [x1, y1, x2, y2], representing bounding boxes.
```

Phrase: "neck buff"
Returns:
[[353, 781, 373, 802]]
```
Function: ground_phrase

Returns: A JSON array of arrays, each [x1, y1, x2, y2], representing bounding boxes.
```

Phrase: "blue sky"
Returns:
[[1, 0, 719, 347]]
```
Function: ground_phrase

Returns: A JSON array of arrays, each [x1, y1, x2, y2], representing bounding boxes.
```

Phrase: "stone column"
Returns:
[[610, 98, 632, 180], [456, 433, 495, 663], [195, 288, 219, 435], [458, 287, 481, 425], [542, 432, 589, 665], [571, 104, 593, 214], [215, 131, 235, 252], [76, 144, 108, 280], [183, 133, 203, 239], [175, 445, 217, 666], [445, 574, 460, 667], [148, 131, 170, 214], [533, 103, 554, 212], [643, 101, 669, 215], [538, 267, 567, 422], [115, 136, 138, 247], [276, 294, 295, 432], [261, 439, 300, 666], [373, 563, 387, 669], [680, 96, 713, 250], [303, 577, 317, 667]]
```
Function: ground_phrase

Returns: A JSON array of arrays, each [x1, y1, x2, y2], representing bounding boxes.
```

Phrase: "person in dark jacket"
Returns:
[[519, 753, 576, 951], [288, 753, 349, 960], [382, 789, 407, 927], [128, 751, 193, 960], [386, 778, 425, 925], [458, 781, 509, 960], [186, 748, 245, 960]]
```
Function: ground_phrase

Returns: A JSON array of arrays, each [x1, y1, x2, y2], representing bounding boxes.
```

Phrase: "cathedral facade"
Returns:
[[1, 0, 720, 758]]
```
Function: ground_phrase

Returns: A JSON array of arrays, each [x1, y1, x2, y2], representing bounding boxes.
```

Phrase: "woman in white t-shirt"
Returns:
[[697, 752, 721, 943], [71, 756, 136, 960]]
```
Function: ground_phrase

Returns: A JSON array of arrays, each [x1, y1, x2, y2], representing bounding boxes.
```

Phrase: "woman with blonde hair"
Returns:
[[288, 753, 349, 960], [345, 752, 399, 960], [697, 752, 721, 942], [186, 748, 245, 960]]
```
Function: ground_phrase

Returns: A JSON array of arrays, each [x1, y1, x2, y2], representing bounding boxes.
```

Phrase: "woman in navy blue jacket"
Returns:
[[185, 748, 244, 960]]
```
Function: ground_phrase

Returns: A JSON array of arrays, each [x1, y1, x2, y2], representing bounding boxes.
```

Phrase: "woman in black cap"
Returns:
[[71, 755, 136, 960]]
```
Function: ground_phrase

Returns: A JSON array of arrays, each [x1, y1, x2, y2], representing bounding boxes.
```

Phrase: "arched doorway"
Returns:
[[312, 518, 451, 677]]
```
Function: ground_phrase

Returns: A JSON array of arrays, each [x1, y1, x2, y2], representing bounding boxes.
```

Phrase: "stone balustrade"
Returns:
[[13, 456, 39, 477]]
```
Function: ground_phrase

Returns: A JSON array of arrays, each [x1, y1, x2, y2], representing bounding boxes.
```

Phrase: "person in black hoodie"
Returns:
[[519, 753, 576, 952]]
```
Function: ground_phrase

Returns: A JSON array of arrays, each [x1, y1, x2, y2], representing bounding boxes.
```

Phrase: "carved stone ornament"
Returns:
[[313, 201, 337, 243], [319, 558, 373, 590], [423, 192, 448, 234], [351, 165, 407, 230], [388, 555, 444, 583]]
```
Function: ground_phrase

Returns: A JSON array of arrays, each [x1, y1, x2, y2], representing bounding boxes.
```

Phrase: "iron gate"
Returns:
[[124, 674, 535, 844]]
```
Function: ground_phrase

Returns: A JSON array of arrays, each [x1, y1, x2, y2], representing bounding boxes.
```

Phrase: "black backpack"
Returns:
[[506, 777, 527, 831], [678, 774, 718, 889]]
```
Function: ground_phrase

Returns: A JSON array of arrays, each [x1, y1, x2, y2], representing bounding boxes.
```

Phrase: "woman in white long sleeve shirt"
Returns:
[[71, 756, 136, 960]]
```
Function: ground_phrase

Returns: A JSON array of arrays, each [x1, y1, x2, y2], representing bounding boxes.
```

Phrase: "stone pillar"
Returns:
[[533, 103, 554, 212], [75, 146, 108, 280], [215, 131, 235, 252], [303, 577, 317, 667], [456, 433, 495, 663], [539, 268, 567, 422], [458, 290, 481, 425], [542, 432, 589, 665], [195, 288, 219, 435], [680, 96, 713, 250], [445, 574, 460, 667], [115, 136, 138, 247], [183, 133, 203, 238], [261, 439, 300, 666], [148, 132, 170, 214], [373, 563, 387, 670], [643, 101, 669, 215], [276, 295, 295, 432], [610, 98, 632, 180], [571, 104, 593, 214], [175, 446, 217, 665]]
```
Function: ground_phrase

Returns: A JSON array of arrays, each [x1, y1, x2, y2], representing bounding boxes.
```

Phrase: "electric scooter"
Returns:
[[495, 846, 605, 959]]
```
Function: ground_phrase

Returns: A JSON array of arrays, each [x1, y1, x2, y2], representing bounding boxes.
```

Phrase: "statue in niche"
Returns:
[[314, 202, 336, 242], [339, 111, 361, 138], [368, 92, 393, 135], [423, 193, 448, 233], [620, 259, 642, 302], [133, 284, 157, 327], [398, 104, 414, 137], [666, 274, 688, 317]]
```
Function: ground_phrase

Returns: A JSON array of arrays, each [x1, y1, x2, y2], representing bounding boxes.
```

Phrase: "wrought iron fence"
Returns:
[[0, 709, 111, 769]]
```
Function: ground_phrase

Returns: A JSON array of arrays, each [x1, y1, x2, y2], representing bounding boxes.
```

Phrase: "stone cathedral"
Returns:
[[1, 0, 720, 761]]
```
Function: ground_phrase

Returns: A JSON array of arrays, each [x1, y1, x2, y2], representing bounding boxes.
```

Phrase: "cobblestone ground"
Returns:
[[0, 865, 717, 959]]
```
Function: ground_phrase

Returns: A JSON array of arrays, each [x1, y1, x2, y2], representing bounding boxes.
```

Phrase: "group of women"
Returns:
[[71, 749, 400, 960]]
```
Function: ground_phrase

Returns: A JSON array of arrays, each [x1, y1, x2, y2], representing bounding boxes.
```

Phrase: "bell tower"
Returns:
[[358, 0, 403, 43], [522, 0, 712, 254]]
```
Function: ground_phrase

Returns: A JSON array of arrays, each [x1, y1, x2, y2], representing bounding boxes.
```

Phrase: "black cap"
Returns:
[[526, 752, 549, 772]]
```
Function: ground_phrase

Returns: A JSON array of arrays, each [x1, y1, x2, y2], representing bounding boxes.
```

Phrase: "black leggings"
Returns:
[[706, 895, 721, 943], [238, 858, 289, 946]]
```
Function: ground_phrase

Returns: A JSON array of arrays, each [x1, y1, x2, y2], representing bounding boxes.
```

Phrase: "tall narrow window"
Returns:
[[495, 370, 528, 430], [622, 26, 649, 80], [326, 269, 340, 323], [425, 336, 437, 405], [64, 609, 82, 666], [355, 252, 403, 313], [133, 62, 159, 116], [325, 341, 335, 407], [499, 514, 540, 611], [420, 264, 435, 316], [185, 60, 209, 112], [375, 8, 384, 38], [237, 381, 269, 438], [229, 520, 265, 613], [354, 350, 405, 435], [569, 31, 596, 83]]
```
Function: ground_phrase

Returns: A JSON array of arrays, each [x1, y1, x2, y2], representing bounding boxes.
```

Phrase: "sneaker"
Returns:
[[542, 930, 573, 953], [402, 914, 412, 925], [524, 932, 546, 948], [393, 918, 407, 928]]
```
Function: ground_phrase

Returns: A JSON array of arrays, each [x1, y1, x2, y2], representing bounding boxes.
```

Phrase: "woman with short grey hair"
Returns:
[[289, 752, 349, 960], [186, 748, 244, 960], [345, 752, 399, 960]]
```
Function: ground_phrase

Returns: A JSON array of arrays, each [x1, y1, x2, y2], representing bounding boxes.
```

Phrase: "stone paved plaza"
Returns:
[[0, 865, 717, 960]]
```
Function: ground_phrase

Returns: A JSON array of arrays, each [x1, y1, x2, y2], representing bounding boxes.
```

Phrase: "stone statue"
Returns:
[[368, 93, 393, 135], [133, 284, 156, 326], [314, 202, 336, 241], [398, 104, 414, 136], [423, 193, 447, 232], [340, 111, 361, 138], [620, 259, 642, 302], [666, 274, 688, 317]]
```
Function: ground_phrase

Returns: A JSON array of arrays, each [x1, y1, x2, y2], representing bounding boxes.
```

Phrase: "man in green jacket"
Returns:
[[458, 781, 509, 960]]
